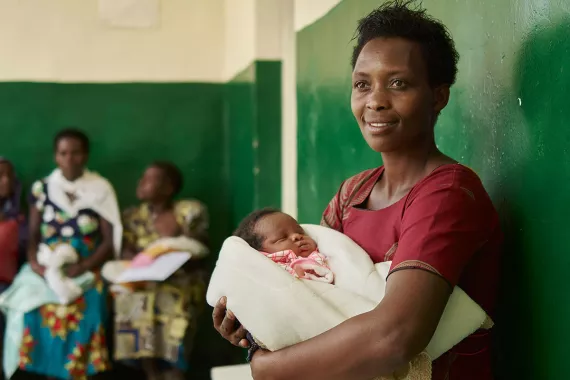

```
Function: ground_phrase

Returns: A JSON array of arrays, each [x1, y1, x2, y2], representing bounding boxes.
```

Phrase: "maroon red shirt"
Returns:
[[322, 164, 502, 380]]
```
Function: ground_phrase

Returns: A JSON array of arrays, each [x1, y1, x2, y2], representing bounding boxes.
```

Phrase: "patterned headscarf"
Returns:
[[0, 157, 22, 220]]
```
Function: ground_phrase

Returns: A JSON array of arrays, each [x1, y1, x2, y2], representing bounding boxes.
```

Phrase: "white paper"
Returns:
[[115, 251, 191, 283], [99, 0, 160, 29]]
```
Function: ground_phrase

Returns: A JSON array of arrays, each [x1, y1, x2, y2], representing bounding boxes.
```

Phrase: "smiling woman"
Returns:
[[213, 1, 502, 380]]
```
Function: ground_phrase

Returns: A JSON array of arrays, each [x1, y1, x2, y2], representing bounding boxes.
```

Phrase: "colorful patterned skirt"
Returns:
[[19, 277, 111, 379]]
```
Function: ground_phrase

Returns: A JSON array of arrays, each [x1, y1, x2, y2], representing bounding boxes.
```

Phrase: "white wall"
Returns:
[[281, 0, 343, 218], [294, 0, 343, 31], [0, 0, 225, 82], [280, 0, 297, 218], [223, 0, 256, 81], [223, 0, 284, 81]]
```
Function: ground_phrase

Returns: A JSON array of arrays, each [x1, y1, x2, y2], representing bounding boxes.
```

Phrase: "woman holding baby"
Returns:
[[113, 161, 209, 380], [213, 2, 502, 380], [18, 128, 121, 380]]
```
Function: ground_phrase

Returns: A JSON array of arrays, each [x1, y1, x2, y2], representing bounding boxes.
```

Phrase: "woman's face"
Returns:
[[351, 37, 449, 153], [0, 162, 14, 199], [55, 138, 88, 180], [136, 166, 170, 202]]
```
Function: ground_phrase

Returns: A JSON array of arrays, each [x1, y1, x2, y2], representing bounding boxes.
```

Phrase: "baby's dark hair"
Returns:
[[351, 0, 459, 87], [233, 208, 281, 250]]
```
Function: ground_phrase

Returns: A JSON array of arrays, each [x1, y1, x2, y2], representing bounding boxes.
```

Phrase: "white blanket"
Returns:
[[207, 224, 492, 379], [37, 243, 85, 305]]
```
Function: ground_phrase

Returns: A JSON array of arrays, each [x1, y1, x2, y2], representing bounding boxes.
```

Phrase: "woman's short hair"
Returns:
[[53, 128, 90, 153], [351, 0, 459, 87], [233, 208, 281, 250], [151, 161, 184, 196]]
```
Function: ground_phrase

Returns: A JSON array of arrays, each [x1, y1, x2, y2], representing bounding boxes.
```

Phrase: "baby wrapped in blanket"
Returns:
[[233, 209, 334, 284], [207, 209, 494, 380]]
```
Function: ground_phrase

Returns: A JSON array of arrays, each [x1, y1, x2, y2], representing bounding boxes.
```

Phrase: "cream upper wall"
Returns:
[[223, 0, 343, 80], [294, 0, 343, 32], [223, 0, 284, 81], [0, 0, 225, 82], [0, 0, 342, 83], [223, 0, 256, 81]]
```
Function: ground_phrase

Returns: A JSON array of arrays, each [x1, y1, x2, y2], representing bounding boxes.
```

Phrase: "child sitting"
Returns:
[[233, 208, 334, 284]]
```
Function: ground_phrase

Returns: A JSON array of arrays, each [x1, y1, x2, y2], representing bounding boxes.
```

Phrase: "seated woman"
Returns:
[[213, 3, 502, 380], [19, 128, 121, 380], [0, 157, 24, 292], [113, 162, 209, 380], [0, 158, 26, 380]]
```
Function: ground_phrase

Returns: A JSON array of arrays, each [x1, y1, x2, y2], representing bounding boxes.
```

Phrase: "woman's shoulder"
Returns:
[[337, 167, 382, 200], [122, 203, 147, 223], [30, 178, 48, 203], [30, 178, 47, 193], [408, 164, 495, 212], [413, 164, 486, 193], [174, 199, 207, 218], [321, 167, 382, 230]]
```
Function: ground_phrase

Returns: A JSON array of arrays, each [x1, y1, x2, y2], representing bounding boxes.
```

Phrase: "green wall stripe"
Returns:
[[0, 70, 283, 373], [226, 60, 282, 229]]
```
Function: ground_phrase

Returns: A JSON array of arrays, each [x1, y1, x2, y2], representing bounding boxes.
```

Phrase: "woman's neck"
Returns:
[[61, 171, 84, 182], [148, 199, 173, 214], [379, 139, 445, 197]]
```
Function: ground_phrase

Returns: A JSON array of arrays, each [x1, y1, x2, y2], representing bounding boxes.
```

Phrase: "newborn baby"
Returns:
[[234, 208, 334, 283]]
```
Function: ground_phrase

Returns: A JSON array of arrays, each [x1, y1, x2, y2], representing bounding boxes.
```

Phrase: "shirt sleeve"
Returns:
[[176, 200, 209, 242], [321, 180, 346, 232], [389, 175, 491, 287], [121, 207, 138, 249], [29, 180, 46, 212]]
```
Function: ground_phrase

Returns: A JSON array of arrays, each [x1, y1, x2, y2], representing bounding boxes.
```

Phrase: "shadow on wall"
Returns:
[[494, 17, 570, 380]]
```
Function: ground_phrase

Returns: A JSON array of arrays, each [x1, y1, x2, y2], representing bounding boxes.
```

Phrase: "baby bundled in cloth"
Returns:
[[210, 209, 495, 379], [234, 208, 334, 284]]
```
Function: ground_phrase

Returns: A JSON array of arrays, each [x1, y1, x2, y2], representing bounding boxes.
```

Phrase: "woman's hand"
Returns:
[[212, 296, 250, 348], [30, 260, 45, 277], [66, 263, 86, 278]]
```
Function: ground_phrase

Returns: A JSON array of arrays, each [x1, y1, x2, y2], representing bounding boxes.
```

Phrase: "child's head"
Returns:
[[234, 208, 317, 257]]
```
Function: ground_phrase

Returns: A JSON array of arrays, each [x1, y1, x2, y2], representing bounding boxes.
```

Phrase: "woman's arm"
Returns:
[[69, 217, 113, 276], [121, 237, 138, 260], [27, 206, 44, 276], [251, 269, 451, 380], [251, 173, 492, 380], [181, 201, 209, 246]]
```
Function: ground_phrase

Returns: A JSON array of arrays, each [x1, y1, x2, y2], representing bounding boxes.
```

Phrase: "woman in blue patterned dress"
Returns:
[[21, 128, 121, 380]]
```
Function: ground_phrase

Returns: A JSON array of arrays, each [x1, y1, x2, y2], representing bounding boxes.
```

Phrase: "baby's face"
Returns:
[[256, 212, 317, 257]]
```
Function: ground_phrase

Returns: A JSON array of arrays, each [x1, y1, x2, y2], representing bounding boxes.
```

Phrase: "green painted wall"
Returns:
[[0, 82, 229, 243], [0, 82, 232, 377], [219, 59, 283, 366], [297, 0, 570, 379], [0, 71, 282, 375], [226, 60, 282, 229]]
